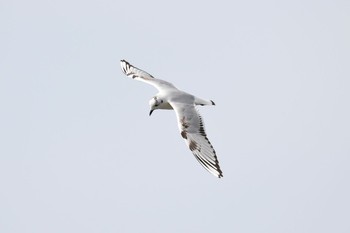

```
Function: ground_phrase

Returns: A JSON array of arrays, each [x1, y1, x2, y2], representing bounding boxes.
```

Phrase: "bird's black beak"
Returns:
[[149, 109, 154, 116]]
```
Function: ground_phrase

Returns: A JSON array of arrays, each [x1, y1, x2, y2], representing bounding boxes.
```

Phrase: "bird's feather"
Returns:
[[120, 60, 177, 92], [169, 102, 223, 178]]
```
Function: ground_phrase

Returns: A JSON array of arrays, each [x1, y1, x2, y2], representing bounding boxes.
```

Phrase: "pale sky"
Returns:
[[1, 0, 350, 232]]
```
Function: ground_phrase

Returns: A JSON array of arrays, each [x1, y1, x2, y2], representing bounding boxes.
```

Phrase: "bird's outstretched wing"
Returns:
[[169, 101, 223, 178], [120, 60, 177, 92]]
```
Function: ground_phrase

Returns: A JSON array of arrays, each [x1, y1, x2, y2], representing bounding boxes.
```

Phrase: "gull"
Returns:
[[120, 60, 223, 178]]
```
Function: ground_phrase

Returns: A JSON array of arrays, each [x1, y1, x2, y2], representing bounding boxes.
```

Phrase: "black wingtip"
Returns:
[[218, 173, 223, 178], [120, 59, 128, 64], [210, 100, 216, 105]]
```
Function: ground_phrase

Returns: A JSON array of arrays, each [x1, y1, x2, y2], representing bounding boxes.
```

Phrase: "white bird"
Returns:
[[120, 60, 223, 178]]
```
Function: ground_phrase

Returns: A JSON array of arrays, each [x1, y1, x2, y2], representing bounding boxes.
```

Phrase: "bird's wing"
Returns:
[[169, 101, 223, 178], [120, 60, 177, 92]]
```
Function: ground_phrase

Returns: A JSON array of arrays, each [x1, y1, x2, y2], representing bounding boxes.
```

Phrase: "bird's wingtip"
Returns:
[[210, 100, 216, 105]]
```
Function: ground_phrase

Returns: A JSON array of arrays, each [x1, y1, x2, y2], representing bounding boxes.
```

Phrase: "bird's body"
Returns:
[[120, 60, 223, 178]]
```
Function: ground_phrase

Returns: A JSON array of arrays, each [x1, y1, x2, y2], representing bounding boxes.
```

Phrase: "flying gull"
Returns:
[[120, 60, 223, 178]]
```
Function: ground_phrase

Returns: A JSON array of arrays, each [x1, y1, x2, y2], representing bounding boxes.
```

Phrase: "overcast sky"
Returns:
[[1, 0, 349, 232]]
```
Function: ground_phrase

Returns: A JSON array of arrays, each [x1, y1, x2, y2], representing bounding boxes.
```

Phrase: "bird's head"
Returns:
[[149, 96, 163, 116]]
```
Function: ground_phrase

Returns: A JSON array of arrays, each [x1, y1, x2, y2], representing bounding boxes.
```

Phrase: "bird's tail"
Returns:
[[194, 97, 216, 106]]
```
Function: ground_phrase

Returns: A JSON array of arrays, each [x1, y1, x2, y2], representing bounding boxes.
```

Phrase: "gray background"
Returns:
[[1, 0, 349, 232]]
